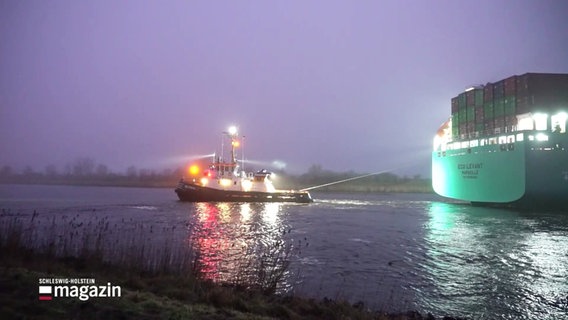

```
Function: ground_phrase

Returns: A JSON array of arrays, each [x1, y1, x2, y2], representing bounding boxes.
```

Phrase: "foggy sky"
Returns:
[[2, 0, 568, 176]]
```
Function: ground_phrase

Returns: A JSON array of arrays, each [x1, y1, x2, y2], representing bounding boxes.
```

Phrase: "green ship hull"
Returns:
[[433, 73, 568, 208], [432, 132, 568, 208]]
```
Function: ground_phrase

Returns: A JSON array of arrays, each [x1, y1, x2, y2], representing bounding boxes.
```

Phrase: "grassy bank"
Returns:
[[0, 210, 464, 320], [2, 253, 437, 320]]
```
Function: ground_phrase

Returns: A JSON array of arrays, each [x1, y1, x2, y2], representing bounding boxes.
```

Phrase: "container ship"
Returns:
[[432, 73, 568, 208], [175, 126, 313, 203]]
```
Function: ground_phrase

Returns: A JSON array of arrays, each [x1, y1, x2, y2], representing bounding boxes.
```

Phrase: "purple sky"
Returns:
[[2, 0, 568, 176]]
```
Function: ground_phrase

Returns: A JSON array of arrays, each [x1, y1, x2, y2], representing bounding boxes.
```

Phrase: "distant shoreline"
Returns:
[[1, 164, 433, 193]]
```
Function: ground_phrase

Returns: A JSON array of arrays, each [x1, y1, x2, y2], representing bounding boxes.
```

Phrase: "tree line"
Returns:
[[0, 157, 184, 188], [0, 159, 432, 192], [279, 164, 432, 193]]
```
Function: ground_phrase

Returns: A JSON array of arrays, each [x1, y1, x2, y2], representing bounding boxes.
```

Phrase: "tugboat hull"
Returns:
[[175, 182, 313, 203]]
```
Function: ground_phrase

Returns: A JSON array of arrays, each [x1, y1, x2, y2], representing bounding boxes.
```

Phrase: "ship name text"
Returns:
[[457, 162, 483, 179]]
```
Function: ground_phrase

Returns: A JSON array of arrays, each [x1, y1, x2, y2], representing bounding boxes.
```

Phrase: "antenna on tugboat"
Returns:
[[228, 126, 238, 164], [221, 125, 239, 164], [241, 135, 246, 172]]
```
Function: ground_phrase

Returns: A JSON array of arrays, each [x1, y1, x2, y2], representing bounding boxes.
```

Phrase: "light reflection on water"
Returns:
[[186, 197, 568, 319], [422, 202, 568, 319], [190, 202, 297, 292]]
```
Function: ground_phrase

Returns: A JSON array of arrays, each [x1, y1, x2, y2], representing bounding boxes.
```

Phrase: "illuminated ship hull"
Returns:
[[432, 132, 568, 208], [432, 73, 568, 208], [175, 180, 313, 203]]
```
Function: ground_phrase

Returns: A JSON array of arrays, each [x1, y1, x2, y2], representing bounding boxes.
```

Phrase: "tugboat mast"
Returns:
[[228, 126, 238, 164]]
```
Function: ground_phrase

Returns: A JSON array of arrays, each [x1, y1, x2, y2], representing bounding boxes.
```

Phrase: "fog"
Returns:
[[2, 0, 568, 176]]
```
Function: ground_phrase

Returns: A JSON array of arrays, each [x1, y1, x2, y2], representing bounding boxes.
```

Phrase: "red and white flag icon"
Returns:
[[39, 286, 52, 301]]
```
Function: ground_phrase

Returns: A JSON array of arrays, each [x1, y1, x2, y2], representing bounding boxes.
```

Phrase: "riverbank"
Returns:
[[0, 209, 464, 320], [1, 251, 461, 320]]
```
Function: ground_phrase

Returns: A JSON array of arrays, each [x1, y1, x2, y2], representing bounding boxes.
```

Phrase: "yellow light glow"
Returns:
[[231, 140, 240, 147], [220, 179, 232, 187], [242, 179, 252, 192], [200, 177, 209, 185], [189, 165, 200, 175]]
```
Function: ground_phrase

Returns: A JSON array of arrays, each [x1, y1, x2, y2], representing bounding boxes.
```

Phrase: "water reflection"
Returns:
[[422, 202, 568, 319], [190, 202, 294, 292]]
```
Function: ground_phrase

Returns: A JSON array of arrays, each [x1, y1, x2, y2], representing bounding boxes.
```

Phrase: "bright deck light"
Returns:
[[517, 115, 534, 131], [551, 112, 567, 133], [555, 111, 568, 118], [533, 113, 548, 131], [220, 178, 232, 187], [242, 179, 252, 192], [228, 126, 238, 136], [433, 135, 442, 151]]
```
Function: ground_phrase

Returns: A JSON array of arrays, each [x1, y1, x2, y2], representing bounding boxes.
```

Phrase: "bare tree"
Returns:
[[96, 164, 109, 177], [0, 165, 13, 177], [126, 166, 138, 178], [45, 164, 58, 176], [72, 157, 95, 176], [23, 165, 35, 176]]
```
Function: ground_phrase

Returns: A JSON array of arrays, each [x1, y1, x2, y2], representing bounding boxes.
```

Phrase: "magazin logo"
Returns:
[[38, 278, 121, 301]]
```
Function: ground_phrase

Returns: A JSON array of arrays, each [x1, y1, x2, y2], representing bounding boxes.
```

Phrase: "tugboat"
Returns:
[[175, 126, 313, 203]]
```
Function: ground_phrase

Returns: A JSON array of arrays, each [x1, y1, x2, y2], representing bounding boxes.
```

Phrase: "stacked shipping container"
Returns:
[[451, 73, 568, 140], [451, 88, 483, 139]]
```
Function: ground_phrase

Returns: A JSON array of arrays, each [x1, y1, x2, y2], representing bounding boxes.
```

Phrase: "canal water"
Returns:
[[1, 184, 567, 319]]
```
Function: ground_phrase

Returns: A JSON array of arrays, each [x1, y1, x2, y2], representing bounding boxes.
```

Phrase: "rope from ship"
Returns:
[[300, 165, 413, 191]]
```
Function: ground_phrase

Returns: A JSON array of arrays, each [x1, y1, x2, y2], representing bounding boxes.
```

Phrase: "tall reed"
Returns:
[[0, 208, 298, 294]]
